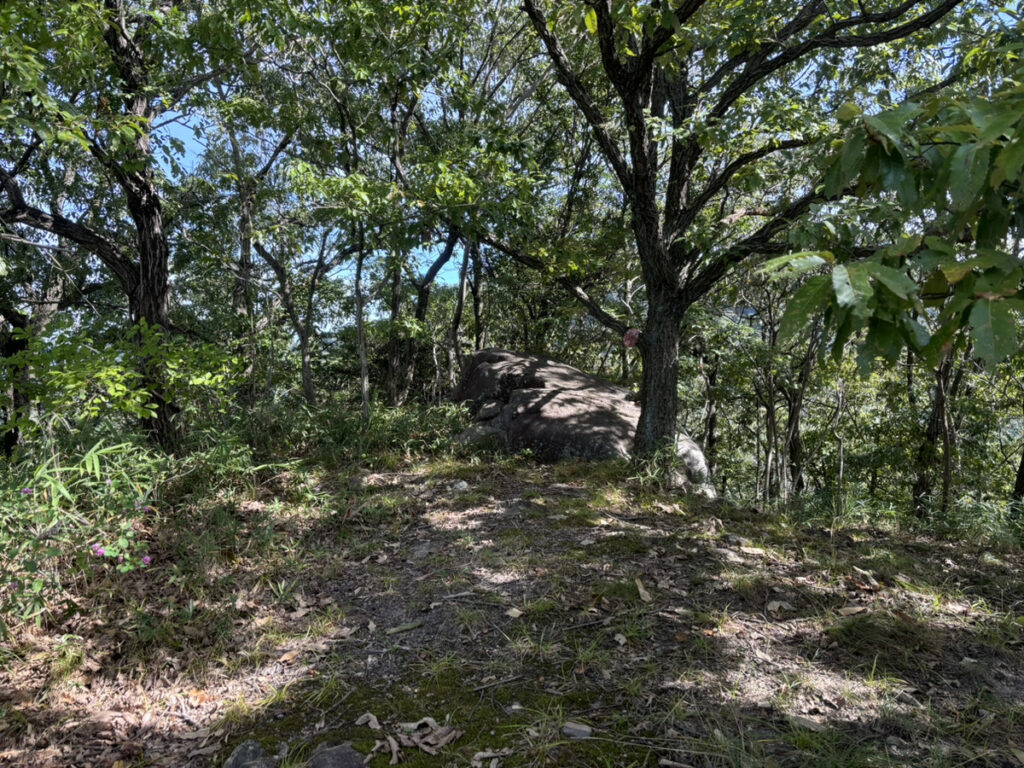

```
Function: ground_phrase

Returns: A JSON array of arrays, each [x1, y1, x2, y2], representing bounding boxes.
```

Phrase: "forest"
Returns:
[[1, 1, 1023, 766]]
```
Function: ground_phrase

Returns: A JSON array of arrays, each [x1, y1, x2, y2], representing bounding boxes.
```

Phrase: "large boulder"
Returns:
[[454, 349, 714, 495]]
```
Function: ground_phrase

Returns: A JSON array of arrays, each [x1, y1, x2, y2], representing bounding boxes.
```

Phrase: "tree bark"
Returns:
[[406, 227, 460, 399], [782, 322, 822, 497], [1014, 401, 1024, 507], [470, 241, 487, 350], [0, 313, 28, 458], [448, 239, 471, 392], [355, 234, 371, 426], [634, 288, 681, 457], [700, 353, 719, 481], [912, 349, 956, 517], [385, 256, 406, 406]]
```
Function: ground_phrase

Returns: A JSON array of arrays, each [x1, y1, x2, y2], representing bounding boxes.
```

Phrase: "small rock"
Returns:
[[766, 600, 794, 615], [725, 535, 752, 546], [562, 722, 592, 739], [223, 741, 267, 768], [308, 743, 366, 768], [452, 480, 470, 492], [897, 690, 922, 707]]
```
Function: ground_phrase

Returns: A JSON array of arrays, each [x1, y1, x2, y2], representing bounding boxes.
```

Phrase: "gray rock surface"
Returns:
[[308, 743, 366, 768], [223, 740, 274, 768], [223, 739, 366, 768], [562, 721, 593, 739], [455, 349, 714, 494]]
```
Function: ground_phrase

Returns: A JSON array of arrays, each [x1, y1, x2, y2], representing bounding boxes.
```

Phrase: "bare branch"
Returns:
[[711, 0, 964, 120]]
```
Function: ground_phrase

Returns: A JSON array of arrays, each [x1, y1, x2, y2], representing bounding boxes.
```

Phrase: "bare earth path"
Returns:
[[2, 458, 1023, 767]]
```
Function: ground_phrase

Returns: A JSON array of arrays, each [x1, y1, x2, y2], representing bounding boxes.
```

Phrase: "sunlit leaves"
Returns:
[[815, 45, 1024, 371]]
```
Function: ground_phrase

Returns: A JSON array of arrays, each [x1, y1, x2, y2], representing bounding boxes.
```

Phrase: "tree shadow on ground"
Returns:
[[3, 459, 1023, 766]]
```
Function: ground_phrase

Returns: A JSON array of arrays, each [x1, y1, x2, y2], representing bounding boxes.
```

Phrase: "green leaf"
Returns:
[[867, 263, 916, 300], [949, 143, 990, 211], [976, 109, 1019, 144], [839, 131, 866, 190], [779, 275, 831, 341], [970, 298, 1017, 370], [921, 271, 950, 307], [759, 250, 831, 276], [993, 134, 1024, 187], [864, 102, 922, 153], [584, 7, 597, 34], [832, 264, 872, 315], [836, 101, 862, 122]]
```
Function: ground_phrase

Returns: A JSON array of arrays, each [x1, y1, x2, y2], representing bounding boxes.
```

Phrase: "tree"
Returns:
[[515, 0, 979, 459], [1, 1, 247, 449]]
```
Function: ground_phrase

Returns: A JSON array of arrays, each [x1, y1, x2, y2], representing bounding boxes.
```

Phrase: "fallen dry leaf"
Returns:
[[356, 712, 382, 730], [635, 578, 653, 603], [471, 747, 513, 768], [505, 607, 524, 618], [186, 688, 210, 705]]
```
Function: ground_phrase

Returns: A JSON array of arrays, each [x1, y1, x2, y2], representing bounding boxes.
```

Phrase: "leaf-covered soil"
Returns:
[[2, 457, 1024, 767]]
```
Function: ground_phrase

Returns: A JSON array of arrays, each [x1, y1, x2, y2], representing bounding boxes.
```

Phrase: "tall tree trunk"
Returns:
[[407, 228, 460, 399], [299, 334, 316, 407], [448, 240, 470, 392], [100, 2, 180, 451], [633, 288, 680, 458], [252, 240, 317, 407], [385, 257, 406, 406], [783, 323, 821, 498], [833, 378, 846, 501], [1014, 402, 1024, 509], [470, 241, 486, 350], [700, 352, 719, 480], [912, 350, 956, 517], [355, 237, 371, 427], [940, 360, 967, 515], [126, 198, 178, 451], [0, 315, 28, 459]]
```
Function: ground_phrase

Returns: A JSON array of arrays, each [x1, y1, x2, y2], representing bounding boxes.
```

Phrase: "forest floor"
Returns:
[[2, 456, 1024, 767]]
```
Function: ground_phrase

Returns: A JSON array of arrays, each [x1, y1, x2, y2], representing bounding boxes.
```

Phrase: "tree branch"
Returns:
[[521, 0, 633, 195], [672, 138, 809, 246], [0, 167, 137, 294], [682, 190, 821, 304], [710, 0, 964, 120], [475, 229, 628, 336]]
